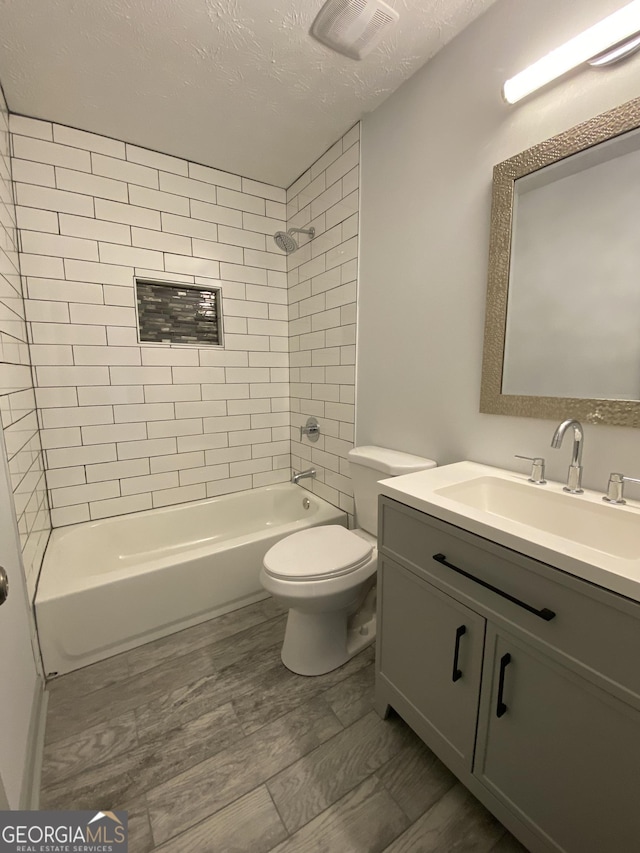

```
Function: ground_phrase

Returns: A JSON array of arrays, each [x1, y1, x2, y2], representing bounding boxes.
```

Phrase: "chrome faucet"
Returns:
[[292, 468, 316, 485], [551, 419, 584, 494]]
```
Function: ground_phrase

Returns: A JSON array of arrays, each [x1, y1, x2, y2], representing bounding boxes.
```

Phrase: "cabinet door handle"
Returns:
[[452, 624, 466, 682], [496, 652, 511, 718], [432, 553, 556, 622]]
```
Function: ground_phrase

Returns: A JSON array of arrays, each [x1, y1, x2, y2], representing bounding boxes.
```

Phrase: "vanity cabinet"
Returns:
[[376, 496, 640, 853]]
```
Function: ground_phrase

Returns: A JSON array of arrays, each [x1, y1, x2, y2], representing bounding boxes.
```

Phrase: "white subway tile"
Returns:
[[161, 213, 218, 241], [65, 259, 132, 285], [217, 187, 265, 215], [40, 426, 81, 449], [56, 168, 127, 202], [150, 451, 204, 473], [121, 471, 178, 496], [82, 422, 146, 445], [287, 169, 311, 203], [159, 172, 218, 204], [99, 242, 164, 270], [265, 200, 286, 220], [25, 299, 69, 323], [192, 239, 243, 264], [69, 303, 136, 327], [198, 349, 248, 366], [50, 505, 90, 526], [11, 159, 55, 187], [250, 382, 288, 398], [241, 178, 285, 203], [110, 366, 171, 385], [176, 433, 228, 453], [27, 278, 102, 307], [35, 387, 78, 408], [86, 458, 150, 483], [206, 476, 252, 498], [253, 470, 289, 487], [326, 144, 359, 188], [16, 207, 59, 234], [222, 317, 246, 335], [21, 231, 99, 261], [146, 418, 203, 438], [95, 198, 161, 230], [144, 384, 201, 402], [78, 385, 144, 406], [30, 323, 107, 346], [46, 443, 116, 468], [36, 365, 110, 386], [174, 401, 227, 418], [310, 140, 342, 180], [224, 333, 269, 351], [343, 122, 360, 149], [90, 493, 152, 520], [46, 466, 86, 489], [152, 483, 206, 508], [131, 227, 190, 255], [227, 428, 271, 446], [179, 463, 229, 486], [217, 225, 265, 251], [246, 283, 287, 304], [54, 125, 126, 158], [202, 414, 250, 433], [16, 183, 94, 216], [219, 263, 267, 285], [203, 446, 251, 465], [73, 345, 140, 365], [107, 326, 139, 346], [190, 200, 242, 228], [10, 115, 53, 141], [117, 437, 176, 460], [164, 254, 219, 278], [13, 135, 92, 171], [103, 285, 135, 307], [19, 254, 64, 278], [241, 212, 284, 235], [188, 162, 241, 190], [42, 405, 113, 429], [114, 402, 174, 423], [171, 366, 225, 384], [140, 347, 199, 367], [225, 367, 269, 383], [223, 299, 268, 319], [126, 144, 188, 176], [59, 213, 131, 245], [92, 153, 159, 189], [51, 482, 120, 507], [326, 189, 359, 230], [128, 185, 189, 215], [201, 383, 249, 400]]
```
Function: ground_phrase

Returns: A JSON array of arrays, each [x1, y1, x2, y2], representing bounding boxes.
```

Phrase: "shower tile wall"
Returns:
[[11, 115, 291, 525], [0, 91, 50, 599], [287, 124, 359, 517]]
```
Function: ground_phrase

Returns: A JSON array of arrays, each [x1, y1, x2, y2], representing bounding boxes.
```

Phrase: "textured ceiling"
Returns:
[[0, 0, 497, 187]]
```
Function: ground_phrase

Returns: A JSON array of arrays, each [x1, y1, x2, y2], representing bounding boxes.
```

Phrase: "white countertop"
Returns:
[[378, 461, 640, 604]]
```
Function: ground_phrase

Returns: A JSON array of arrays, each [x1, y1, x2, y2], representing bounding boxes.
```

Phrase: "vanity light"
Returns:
[[503, 0, 640, 104]]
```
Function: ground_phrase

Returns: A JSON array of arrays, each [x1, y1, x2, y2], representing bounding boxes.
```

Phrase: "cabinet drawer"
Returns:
[[380, 497, 640, 701]]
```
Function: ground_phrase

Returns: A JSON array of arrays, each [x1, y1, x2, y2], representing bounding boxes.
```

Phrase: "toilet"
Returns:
[[260, 446, 436, 676]]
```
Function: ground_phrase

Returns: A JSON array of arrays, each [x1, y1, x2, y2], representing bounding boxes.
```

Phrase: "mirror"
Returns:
[[480, 95, 640, 428]]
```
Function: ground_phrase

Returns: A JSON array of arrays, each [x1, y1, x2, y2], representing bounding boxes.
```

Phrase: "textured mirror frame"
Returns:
[[480, 95, 640, 428]]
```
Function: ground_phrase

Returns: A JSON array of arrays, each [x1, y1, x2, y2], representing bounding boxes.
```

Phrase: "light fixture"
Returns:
[[503, 0, 640, 104]]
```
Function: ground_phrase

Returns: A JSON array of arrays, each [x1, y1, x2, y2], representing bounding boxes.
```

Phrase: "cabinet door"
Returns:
[[476, 629, 640, 853], [377, 557, 486, 772]]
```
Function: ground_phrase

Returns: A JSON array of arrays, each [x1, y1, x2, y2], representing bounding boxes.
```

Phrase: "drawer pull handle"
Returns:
[[432, 553, 556, 622], [496, 652, 511, 718], [452, 624, 466, 682]]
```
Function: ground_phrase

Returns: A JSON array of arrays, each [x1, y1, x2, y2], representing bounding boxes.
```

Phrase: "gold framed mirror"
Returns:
[[480, 95, 640, 428]]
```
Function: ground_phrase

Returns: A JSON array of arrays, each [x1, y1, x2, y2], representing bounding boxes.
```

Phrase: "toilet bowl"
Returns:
[[261, 445, 436, 676]]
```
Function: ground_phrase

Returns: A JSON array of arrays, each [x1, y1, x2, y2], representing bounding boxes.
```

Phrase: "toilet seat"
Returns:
[[263, 525, 373, 581]]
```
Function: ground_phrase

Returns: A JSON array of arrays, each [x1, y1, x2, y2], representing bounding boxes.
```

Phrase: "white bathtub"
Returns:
[[36, 484, 346, 676]]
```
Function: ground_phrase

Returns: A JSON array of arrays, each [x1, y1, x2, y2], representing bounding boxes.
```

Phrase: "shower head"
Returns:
[[273, 227, 315, 254]]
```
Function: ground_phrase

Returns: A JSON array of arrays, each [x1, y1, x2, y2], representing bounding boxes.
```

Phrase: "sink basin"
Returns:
[[377, 460, 640, 604], [435, 476, 640, 560]]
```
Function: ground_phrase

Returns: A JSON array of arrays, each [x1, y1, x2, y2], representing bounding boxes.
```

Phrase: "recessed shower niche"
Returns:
[[135, 278, 224, 346]]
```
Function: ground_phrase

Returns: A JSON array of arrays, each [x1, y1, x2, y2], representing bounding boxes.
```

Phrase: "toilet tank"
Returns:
[[347, 446, 436, 535]]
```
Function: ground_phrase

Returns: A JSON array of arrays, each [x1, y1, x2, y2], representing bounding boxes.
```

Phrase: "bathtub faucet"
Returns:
[[292, 468, 316, 485]]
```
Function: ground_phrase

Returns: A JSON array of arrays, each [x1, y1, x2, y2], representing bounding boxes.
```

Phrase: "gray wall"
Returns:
[[358, 0, 640, 491]]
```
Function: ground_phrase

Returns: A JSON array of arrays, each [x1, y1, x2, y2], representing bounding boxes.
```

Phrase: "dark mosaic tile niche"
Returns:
[[136, 279, 222, 346]]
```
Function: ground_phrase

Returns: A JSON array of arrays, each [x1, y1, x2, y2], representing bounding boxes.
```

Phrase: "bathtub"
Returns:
[[35, 484, 346, 676]]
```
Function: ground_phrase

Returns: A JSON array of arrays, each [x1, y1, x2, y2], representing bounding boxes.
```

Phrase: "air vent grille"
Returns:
[[310, 0, 399, 60]]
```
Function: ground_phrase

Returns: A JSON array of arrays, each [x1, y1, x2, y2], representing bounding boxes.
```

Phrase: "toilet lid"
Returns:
[[264, 525, 374, 581]]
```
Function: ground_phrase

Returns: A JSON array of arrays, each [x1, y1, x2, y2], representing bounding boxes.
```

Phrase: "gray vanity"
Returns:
[[374, 463, 640, 853]]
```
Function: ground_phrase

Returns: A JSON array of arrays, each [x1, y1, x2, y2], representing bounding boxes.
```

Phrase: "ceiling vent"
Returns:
[[310, 0, 400, 60]]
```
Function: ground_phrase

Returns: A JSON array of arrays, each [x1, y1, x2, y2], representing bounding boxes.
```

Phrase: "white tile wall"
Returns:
[[287, 124, 360, 519], [0, 95, 50, 598], [12, 116, 292, 523]]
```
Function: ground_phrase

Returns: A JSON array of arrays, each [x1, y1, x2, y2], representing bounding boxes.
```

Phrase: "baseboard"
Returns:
[[19, 677, 48, 810]]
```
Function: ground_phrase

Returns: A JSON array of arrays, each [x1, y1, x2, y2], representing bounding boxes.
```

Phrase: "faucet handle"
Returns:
[[603, 472, 640, 504], [515, 455, 546, 485]]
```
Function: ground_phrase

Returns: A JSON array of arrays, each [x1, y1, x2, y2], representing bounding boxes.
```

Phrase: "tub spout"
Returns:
[[292, 468, 316, 485]]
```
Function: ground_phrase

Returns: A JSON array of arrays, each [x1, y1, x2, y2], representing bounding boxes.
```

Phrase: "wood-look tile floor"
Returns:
[[41, 598, 529, 853]]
